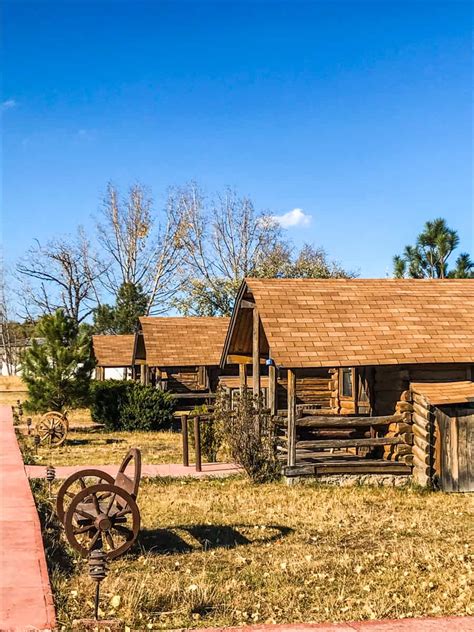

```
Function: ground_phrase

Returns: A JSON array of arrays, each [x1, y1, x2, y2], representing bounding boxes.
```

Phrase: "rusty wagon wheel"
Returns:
[[64, 483, 140, 560], [35, 411, 69, 447], [56, 469, 115, 523]]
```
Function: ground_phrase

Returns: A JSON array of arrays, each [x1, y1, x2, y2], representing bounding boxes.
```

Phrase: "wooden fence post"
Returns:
[[194, 415, 202, 472], [287, 369, 297, 467], [182, 415, 189, 467], [269, 362, 277, 416]]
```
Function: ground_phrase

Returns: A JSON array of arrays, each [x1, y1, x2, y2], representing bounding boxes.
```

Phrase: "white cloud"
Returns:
[[272, 208, 312, 228], [1, 99, 17, 111]]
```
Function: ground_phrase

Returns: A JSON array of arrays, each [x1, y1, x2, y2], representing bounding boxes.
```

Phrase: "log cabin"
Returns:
[[92, 334, 137, 380], [134, 316, 234, 409], [221, 278, 474, 490]]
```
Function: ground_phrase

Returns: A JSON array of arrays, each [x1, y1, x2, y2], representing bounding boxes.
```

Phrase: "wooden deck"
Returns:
[[282, 452, 411, 477]]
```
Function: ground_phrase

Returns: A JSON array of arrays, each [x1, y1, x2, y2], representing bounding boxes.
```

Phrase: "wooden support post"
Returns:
[[252, 307, 261, 400], [353, 368, 359, 415], [140, 364, 147, 385], [182, 415, 189, 467], [287, 369, 297, 467], [269, 362, 277, 416], [239, 363, 247, 394], [194, 416, 202, 472]]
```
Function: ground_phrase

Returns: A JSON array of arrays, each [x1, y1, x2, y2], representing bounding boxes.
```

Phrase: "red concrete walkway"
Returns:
[[0, 406, 56, 632], [197, 616, 474, 631], [26, 461, 243, 479]]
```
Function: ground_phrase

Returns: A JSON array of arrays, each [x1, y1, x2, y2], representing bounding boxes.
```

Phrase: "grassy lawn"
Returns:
[[33, 428, 183, 466], [28, 409, 184, 466], [38, 477, 473, 631]]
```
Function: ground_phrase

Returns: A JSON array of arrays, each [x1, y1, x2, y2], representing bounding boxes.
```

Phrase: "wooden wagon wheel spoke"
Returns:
[[78, 477, 87, 490], [74, 507, 96, 521], [113, 506, 132, 518], [73, 525, 93, 534], [104, 531, 115, 550], [92, 492, 101, 514], [88, 530, 101, 550], [104, 492, 117, 516]]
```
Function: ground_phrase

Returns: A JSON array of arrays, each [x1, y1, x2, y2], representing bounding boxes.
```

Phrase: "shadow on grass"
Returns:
[[138, 523, 293, 555], [66, 437, 125, 446]]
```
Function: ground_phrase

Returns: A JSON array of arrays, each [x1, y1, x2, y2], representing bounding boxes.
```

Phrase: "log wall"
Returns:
[[277, 368, 332, 411], [410, 391, 436, 487], [383, 390, 414, 466]]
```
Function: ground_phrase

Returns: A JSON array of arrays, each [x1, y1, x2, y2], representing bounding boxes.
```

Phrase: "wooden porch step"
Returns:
[[283, 459, 411, 477]]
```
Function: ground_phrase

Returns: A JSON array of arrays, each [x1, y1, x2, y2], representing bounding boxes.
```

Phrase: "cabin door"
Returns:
[[435, 407, 474, 492]]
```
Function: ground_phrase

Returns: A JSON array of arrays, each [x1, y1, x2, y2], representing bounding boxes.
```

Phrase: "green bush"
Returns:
[[90, 381, 175, 431], [90, 380, 131, 430], [120, 384, 175, 431]]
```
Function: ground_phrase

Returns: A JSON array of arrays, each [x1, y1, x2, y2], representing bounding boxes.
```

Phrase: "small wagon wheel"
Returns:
[[64, 483, 140, 560], [116, 448, 142, 498], [56, 469, 115, 523], [35, 411, 68, 447]]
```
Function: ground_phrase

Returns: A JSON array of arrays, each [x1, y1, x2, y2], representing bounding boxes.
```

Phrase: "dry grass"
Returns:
[[32, 429, 183, 466], [45, 477, 474, 630], [27, 409, 183, 466]]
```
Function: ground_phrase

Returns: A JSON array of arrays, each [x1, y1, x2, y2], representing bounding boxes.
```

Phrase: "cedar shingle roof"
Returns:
[[411, 381, 474, 406], [224, 278, 474, 368], [139, 317, 230, 367], [92, 335, 135, 367]]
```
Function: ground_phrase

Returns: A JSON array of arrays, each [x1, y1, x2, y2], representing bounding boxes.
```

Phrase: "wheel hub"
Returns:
[[95, 514, 112, 531]]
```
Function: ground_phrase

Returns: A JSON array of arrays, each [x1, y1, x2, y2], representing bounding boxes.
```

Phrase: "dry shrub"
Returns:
[[216, 388, 280, 483]]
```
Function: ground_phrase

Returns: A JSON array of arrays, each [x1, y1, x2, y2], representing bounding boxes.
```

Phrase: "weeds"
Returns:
[[38, 477, 473, 630]]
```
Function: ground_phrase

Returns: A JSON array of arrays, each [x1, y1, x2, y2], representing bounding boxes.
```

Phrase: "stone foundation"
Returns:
[[285, 473, 412, 487]]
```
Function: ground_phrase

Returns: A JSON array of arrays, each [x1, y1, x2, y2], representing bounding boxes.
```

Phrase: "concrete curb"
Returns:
[[0, 406, 56, 632], [195, 616, 474, 631]]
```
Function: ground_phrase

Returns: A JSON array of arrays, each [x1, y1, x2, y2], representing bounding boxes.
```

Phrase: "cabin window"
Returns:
[[340, 368, 353, 398]]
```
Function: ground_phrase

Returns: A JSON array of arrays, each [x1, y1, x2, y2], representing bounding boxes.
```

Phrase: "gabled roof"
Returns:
[[138, 317, 230, 367], [411, 381, 474, 406], [222, 278, 474, 369], [92, 335, 135, 367]]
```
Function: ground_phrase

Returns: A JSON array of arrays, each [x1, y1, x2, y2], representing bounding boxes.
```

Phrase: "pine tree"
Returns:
[[393, 218, 472, 279], [93, 282, 148, 334], [21, 309, 95, 412]]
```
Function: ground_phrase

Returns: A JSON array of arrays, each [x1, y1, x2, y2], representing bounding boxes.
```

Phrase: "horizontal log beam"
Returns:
[[274, 414, 403, 428], [296, 436, 402, 449], [227, 354, 267, 365], [283, 461, 411, 477], [412, 443, 430, 465]]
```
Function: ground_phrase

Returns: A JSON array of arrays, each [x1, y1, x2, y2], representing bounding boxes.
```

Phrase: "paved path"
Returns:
[[26, 461, 243, 479], [197, 616, 474, 631], [0, 406, 56, 632]]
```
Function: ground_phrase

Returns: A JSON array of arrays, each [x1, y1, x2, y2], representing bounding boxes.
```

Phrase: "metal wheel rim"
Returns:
[[64, 483, 140, 560], [56, 469, 115, 523]]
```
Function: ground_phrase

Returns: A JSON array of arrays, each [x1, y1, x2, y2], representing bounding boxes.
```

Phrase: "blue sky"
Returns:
[[2, 0, 472, 278]]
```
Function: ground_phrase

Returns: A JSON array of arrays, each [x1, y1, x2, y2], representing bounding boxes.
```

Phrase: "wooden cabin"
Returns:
[[134, 317, 234, 408], [92, 334, 136, 380], [221, 278, 474, 490]]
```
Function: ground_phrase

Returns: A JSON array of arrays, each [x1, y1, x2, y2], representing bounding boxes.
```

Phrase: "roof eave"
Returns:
[[220, 279, 249, 369]]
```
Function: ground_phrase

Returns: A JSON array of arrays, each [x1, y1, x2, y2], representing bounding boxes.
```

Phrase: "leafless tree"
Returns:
[[16, 228, 103, 323], [171, 183, 283, 315], [0, 268, 30, 374], [97, 183, 187, 314]]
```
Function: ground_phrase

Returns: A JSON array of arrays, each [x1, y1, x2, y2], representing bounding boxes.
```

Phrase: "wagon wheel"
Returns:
[[117, 448, 142, 498], [64, 483, 140, 560], [56, 469, 115, 523], [35, 412, 68, 447]]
